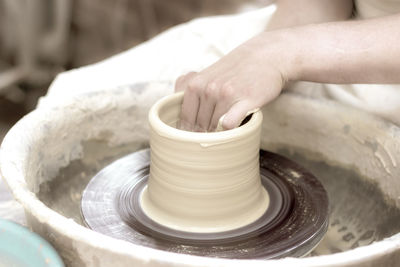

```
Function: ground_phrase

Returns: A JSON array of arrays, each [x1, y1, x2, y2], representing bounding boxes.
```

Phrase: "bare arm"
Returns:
[[268, 0, 353, 30], [286, 14, 400, 84], [176, 2, 400, 131]]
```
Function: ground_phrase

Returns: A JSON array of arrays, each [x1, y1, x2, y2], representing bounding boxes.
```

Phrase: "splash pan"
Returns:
[[1, 83, 400, 267]]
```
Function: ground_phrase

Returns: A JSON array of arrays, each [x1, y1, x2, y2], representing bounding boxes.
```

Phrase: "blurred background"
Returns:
[[0, 0, 271, 142]]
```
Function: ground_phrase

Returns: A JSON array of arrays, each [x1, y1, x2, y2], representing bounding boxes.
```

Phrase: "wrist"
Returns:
[[258, 29, 304, 84]]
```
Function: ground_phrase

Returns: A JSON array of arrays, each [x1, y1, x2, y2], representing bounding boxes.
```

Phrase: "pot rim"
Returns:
[[148, 91, 263, 143]]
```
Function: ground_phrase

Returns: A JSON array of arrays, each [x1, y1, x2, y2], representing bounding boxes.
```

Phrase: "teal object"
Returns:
[[0, 219, 64, 267]]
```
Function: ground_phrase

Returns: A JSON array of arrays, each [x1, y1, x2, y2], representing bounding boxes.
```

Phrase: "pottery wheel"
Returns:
[[81, 149, 329, 259]]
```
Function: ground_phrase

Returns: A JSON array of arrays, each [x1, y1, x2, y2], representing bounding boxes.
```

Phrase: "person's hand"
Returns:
[[175, 32, 289, 132]]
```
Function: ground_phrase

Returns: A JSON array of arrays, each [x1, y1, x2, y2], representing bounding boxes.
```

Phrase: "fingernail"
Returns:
[[215, 115, 226, 132]]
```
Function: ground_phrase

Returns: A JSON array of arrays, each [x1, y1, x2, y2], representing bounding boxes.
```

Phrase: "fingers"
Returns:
[[208, 82, 236, 131], [209, 103, 230, 131], [195, 82, 218, 131], [180, 75, 207, 131], [180, 89, 200, 131]]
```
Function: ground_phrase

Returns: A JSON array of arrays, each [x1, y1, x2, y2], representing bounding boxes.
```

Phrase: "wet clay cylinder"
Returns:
[[140, 92, 269, 233]]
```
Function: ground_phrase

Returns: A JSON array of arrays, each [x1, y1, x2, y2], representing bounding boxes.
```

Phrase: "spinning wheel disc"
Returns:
[[81, 149, 328, 259]]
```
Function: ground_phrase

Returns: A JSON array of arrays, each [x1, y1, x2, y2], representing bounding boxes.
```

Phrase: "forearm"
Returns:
[[265, 13, 400, 84], [267, 0, 353, 30]]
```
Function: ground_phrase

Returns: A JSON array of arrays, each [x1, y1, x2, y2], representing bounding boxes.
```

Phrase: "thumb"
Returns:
[[222, 101, 255, 130]]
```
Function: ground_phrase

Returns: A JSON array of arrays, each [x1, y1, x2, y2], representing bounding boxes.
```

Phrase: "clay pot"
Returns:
[[142, 92, 268, 233]]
